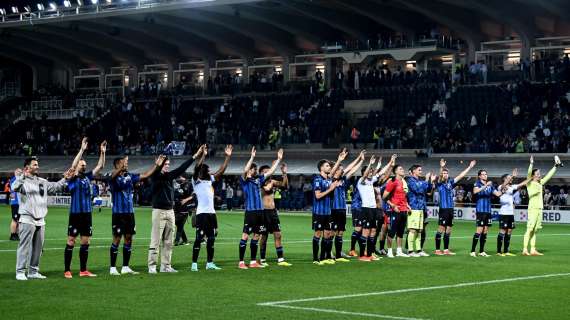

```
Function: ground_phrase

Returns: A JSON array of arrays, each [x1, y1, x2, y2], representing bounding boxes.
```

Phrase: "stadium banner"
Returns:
[[426, 206, 570, 224], [48, 196, 111, 207], [164, 141, 186, 156]]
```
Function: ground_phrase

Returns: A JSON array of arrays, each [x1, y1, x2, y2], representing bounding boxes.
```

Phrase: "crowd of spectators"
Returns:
[[1, 53, 569, 156], [0, 86, 344, 156]]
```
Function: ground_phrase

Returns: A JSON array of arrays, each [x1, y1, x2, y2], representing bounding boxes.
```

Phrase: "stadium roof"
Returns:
[[1, 0, 569, 69]]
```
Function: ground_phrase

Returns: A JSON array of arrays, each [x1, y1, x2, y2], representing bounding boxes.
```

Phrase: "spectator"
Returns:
[[350, 126, 360, 149]]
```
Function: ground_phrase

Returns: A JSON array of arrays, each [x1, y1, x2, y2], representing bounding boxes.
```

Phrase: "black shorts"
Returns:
[[476, 212, 492, 227], [312, 214, 331, 231], [388, 212, 408, 238], [112, 213, 137, 236], [376, 208, 384, 229], [196, 213, 218, 237], [438, 208, 454, 227], [423, 209, 429, 225], [351, 208, 362, 227], [11, 205, 19, 222], [68, 213, 93, 237], [499, 215, 516, 229], [263, 209, 281, 233], [331, 209, 346, 231], [243, 210, 265, 235], [361, 207, 376, 229]]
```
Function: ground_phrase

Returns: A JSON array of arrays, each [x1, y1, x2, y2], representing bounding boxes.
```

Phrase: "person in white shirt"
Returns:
[[497, 169, 530, 256], [356, 155, 394, 261], [190, 145, 232, 272]]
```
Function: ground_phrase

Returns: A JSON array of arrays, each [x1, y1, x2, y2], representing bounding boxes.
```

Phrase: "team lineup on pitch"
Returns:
[[5, 138, 566, 282]]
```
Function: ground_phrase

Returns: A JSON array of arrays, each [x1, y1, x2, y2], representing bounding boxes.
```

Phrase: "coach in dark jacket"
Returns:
[[147, 145, 205, 274]]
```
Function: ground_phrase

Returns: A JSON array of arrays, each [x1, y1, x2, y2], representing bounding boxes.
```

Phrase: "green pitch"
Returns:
[[1, 207, 569, 320]]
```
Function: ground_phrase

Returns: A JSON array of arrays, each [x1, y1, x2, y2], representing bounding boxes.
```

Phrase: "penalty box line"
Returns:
[[257, 273, 570, 319]]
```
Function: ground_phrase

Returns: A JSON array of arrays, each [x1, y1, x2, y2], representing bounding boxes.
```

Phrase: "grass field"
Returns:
[[1, 207, 569, 320]]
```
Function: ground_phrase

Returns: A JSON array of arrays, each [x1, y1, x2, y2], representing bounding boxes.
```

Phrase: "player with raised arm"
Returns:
[[258, 162, 292, 267], [238, 148, 283, 269], [357, 155, 394, 261], [497, 169, 530, 256], [64, 138, 106, 278], [434, 159, 476, 255], [147, 144, 205, 274], [471, 169, 505, 257], [108, 155, 166, 276], [191, 145, 232, 271], [523, 155, 562, 256], [372, 155, 396, 256], [330, 150, 365, 261], [311, 154, 345, 265]]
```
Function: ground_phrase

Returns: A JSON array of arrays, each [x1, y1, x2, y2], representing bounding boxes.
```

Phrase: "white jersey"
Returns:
[[357, 176, 378, 208], [499, 186, 516, 215], [192, 175, 215, 214]]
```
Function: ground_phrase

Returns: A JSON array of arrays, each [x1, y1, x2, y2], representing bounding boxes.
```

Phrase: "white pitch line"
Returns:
[[258, 273, 570, 306], [258, 273, 570, 320], [265, 304, 426, 320]]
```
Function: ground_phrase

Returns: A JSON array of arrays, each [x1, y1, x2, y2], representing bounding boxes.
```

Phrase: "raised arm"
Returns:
[[540, 155, 561, 185], [195, 144, 207, 167], [262, 148, 284, 179], [345, 158, 363, 179], [438, 158, 446, 181], [271, 163, 289, 188], [344, 150, 365, 174], [330, 148, 348, 178], [360, 156, 376, 184], [213, 145, 233, 181], [541, 166, 557, 185], [376, 154, 396, 178], [168, 145, 205, 179], [140, 155, 167, 180], [527, 155, 533, 178], [92, 141, 107, 176], [71, 137, 88, 170], [455, 160, 476, 183], [243, 147, 256, 179], [373, 156, 383, 175]]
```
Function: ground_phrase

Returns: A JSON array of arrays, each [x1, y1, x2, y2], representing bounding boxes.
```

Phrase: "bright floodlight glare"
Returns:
[[37, 3, 45, 10], [49, 3, 57, 10], [0, 8, 5, 16], [91, 0, 98, 4], [24, 6, 31, 12], [106, 0, 112, 4], [11, 6, 19, 14], [64, 0, 72, 8], [77, 0, 83, 6]]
